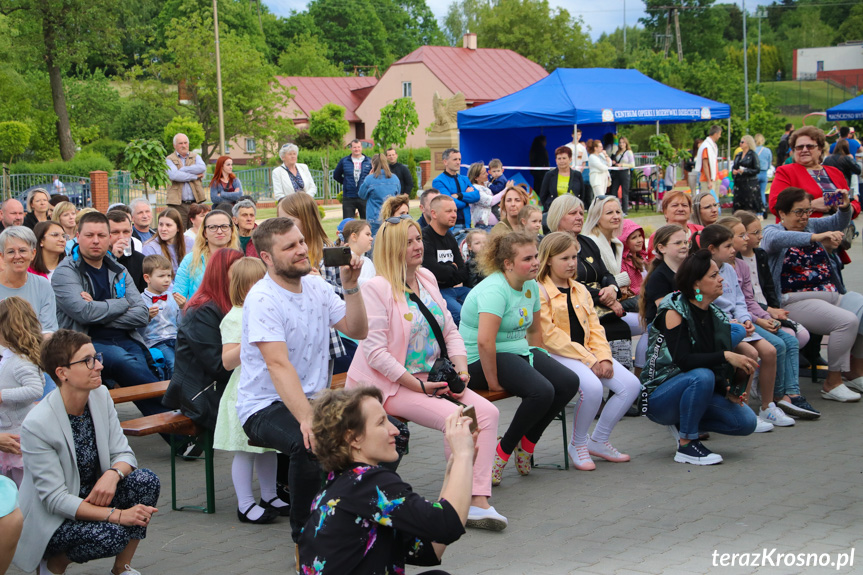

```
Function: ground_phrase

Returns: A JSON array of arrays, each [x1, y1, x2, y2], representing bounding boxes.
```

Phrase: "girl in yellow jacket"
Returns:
[[537, 232, 641, 471]]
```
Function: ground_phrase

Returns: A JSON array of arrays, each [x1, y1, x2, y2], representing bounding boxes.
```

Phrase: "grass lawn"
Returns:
[[761, 80, 856, 112]]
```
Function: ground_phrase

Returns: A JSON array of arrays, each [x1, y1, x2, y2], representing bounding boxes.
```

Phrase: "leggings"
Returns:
[[549, 355, 639, 445], [783, 291, 863, 372], [45, 469, 160, 564], [468, 352, 579, 455]]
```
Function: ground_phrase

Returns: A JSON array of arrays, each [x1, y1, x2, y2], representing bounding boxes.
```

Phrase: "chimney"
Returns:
[[463, 33, 477, 50]]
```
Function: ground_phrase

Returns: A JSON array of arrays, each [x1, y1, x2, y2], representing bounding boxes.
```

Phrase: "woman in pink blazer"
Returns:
[[346, 216, 506, 531]]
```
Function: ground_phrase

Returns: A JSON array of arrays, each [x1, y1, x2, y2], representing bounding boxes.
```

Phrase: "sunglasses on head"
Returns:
[[385, 214, 413, 224]]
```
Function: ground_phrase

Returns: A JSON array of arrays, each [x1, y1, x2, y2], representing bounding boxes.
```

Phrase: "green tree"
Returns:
[[111, 99, 176, 143], [835, 4, 863, 44], [124, 138, 170, 195], [371, 98, 419, 150], [745, 93, 786, 148], [309, 103, 349, 148], [372, 0, 446, 57], [1, 0, 121, 160], [444, 0, 592, 70], [639, 0, 726, 61], [277, 34, 345, 76], [163, 117, 205, 151], [65, 69, 122, 145], [0, 121, 32, 163], [143, 11, 290, 163], [308, 0, 391, 68]]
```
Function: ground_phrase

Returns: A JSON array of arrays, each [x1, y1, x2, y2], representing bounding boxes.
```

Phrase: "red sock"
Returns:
[[495, 443, 511, 461], [520, 437, 537, 454]]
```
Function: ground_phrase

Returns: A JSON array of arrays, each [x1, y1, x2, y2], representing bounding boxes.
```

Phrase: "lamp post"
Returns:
[[213, 0, 226, 156], [742, 0, 749, 121]]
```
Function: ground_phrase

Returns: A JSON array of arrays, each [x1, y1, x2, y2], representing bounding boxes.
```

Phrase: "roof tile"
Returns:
[[277, 76, 378, 122]]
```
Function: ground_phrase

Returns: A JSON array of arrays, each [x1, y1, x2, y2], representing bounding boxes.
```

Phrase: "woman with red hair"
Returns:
[[164, 248, 245, 430], [210, 156, 245, 205]]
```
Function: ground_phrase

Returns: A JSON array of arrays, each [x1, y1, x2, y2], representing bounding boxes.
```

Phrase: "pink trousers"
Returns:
[[384, 386, 499, 498]]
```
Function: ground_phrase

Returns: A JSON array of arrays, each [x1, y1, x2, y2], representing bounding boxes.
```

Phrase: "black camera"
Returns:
[[428, 357, 464, 394]]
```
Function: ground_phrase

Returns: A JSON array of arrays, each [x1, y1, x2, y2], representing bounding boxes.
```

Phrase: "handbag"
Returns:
[[408, 291, 465, 394]]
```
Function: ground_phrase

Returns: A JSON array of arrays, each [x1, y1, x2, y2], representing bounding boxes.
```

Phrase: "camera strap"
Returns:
[[408, 290, 449, 360]]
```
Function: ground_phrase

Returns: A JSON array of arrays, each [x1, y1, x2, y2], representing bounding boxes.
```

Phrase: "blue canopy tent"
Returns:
[[826, 94, 863, 121], [456, 68, 732, 184]]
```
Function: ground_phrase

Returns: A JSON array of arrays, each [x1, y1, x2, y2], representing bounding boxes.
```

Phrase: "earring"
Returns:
[[695, 288, 703, 302]]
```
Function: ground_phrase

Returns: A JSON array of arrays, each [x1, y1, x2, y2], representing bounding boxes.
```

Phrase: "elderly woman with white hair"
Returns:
[[272, 143, 317, 199], [732, 135, 762, 213]]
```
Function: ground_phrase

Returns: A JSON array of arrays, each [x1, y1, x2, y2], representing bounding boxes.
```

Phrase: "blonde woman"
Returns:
[[174, 209, 239, 300], [732, 134, 762, 213], [51, 202, 77, 241], [537, 233, 639, 470], [346, 217, 505, 530]]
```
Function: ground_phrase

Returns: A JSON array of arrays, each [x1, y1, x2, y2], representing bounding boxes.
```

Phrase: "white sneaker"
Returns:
[[112, 566, 142, 575], [466, 505, 508, 531], [821, 383, 862, 403], [754, 418, 774, 433], [842, 376, 863, 394], [759, 402, 795, 427]]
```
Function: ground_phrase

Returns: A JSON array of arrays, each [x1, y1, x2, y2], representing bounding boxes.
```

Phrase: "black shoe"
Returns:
[[674, 440, 723, 465], [237, 503, 279, 524], [175, 440, 203, 461], [260, 496, 291, 517]]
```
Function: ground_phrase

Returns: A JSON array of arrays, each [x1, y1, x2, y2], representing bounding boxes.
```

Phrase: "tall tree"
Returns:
[[277, 34, 345, 76], [308, 0, 392, 69], [142, 11, 290, 162], [1, 0, 120, 160], [639, 0, 725, 61]]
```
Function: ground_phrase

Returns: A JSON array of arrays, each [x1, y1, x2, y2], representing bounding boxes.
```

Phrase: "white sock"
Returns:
[[232, 452, 264, 520], [256, 452, 287, 507]]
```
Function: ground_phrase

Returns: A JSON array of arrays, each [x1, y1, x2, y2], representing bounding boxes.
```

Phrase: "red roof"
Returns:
[[277, 76, 378, 122], [392, 46, 548, 103]]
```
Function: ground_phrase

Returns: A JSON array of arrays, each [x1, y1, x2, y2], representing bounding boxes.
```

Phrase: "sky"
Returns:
[[262, 0, 779, 41]]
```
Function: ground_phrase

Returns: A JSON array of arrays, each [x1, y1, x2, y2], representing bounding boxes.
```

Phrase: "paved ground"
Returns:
[[11, 242, 862, 575]]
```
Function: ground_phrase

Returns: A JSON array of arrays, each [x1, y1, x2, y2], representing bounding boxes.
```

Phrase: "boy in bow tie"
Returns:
[[139, 254, 180, 378]]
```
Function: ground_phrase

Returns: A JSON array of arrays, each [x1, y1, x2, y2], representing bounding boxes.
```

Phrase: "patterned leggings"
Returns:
[[45, 468, 160, 564]]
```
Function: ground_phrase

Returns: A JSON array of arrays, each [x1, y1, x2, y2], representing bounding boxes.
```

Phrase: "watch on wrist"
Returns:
[[109, 467, 125, 480], [344, 286, 360, 295]]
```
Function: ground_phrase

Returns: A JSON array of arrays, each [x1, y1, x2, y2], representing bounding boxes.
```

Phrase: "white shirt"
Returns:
[[236, 273, 346, 424]]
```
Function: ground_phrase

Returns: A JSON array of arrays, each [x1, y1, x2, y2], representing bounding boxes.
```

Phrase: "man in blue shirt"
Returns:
[[432, 148, 479, 235], [829, 127, 861, 157]]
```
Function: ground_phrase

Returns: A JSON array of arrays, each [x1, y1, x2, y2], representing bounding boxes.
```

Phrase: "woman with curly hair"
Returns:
[[298, 387, 473, 575]]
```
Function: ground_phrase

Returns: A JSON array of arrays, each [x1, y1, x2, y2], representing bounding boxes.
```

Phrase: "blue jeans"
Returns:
[[152, 340, 176, 381], [731, 322, 746, 348], [753, 325, 800, 397], [646, 368, 758, 439], [93, 336, 165, 418], [758, 171, 768, 208], [440, 286, 472, 326]]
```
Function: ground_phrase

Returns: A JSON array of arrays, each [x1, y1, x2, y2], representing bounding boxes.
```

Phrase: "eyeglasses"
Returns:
[[794, 144, 818, 151], [46, 232, 65, 238], [385, 214, 412, 224], [4, 248, 32, 257], [66, 353, 103, 370], [789, 208, 815, 217], [205, 224, 232, 232]]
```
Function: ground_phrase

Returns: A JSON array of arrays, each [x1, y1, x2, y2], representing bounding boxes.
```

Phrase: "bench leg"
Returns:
[[171, 432, 216, 514], [529, 409, 569, 471]]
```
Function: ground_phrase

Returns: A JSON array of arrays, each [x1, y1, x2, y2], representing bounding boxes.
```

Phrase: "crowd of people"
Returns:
[[0, 125, 862, 575]]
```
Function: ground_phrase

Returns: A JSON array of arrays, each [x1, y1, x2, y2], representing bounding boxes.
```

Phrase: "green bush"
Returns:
[[10, 151, 114, 177], [82, 138, 127, 168], [318, 204, 326, 219]]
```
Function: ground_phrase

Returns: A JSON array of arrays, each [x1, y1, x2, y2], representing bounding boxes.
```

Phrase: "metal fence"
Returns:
[[5, 165, 424, 209], [106, 165, 423, 207], [1, 173, 92, 206]]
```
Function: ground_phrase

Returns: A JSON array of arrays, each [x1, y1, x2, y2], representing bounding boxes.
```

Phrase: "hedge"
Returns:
[[267, 146, 430, 170], [10, 151, 114, 177]]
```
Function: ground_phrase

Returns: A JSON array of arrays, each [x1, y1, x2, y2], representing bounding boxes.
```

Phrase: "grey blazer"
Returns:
[[13, 385, 137, 572]]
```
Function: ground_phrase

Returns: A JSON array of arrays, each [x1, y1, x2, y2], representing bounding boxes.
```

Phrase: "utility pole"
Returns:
[[755, 7, 767, 84], [214, 0, 226, 155], [623, 0, 627, 54], [674, 8, 682, 62], [655, 5, 693, 61], [743, 0, 749, 121]]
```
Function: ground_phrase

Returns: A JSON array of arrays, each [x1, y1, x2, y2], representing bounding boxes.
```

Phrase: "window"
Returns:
[[816, 61, 824, 72], [402, 81, 412, 98], [245, 138, 256, 154]]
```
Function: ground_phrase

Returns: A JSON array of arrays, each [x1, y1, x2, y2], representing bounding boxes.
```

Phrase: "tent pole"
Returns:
[[655, 120, 660, 136], [727, 117, 732, 173]]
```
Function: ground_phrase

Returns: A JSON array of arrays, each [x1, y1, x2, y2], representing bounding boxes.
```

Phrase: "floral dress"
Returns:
[[298, 464, 465, 575], [403, 284, 446, 375]]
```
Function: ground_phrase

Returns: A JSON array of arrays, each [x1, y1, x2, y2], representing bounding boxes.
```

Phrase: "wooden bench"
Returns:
[[110, 380, 169, 403], [112, 382, 215, 514]]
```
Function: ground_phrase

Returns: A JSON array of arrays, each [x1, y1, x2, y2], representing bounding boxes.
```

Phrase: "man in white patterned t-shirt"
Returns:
[[237, 216, 368, 542]]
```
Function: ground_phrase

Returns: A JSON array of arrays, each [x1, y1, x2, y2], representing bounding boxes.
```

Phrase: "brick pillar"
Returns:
[[419, 160, 431, 189], [90, 171, 109, 213]]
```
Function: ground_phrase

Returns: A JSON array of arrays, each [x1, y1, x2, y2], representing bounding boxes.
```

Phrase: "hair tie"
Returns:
[[337, 231, 345, 244]]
